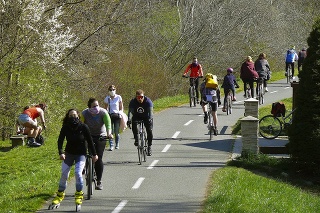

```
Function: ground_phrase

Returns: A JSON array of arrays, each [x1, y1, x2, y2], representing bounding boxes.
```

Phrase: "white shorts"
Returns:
[[18, 114, 37, 126]]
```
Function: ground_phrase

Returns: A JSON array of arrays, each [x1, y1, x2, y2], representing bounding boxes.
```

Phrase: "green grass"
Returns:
[[202, 167, 320, 213], [1, 71, 319, 213]]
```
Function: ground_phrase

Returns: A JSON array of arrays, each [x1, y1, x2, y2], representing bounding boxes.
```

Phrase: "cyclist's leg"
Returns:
[[291, 62, 295, 77], [285, 63, 289, 76], [202, 100, 208, 124], [249, 80, 255, 98], [243, 79, 247, 96], [144, 118, 153, 146], [211, 102, 218, 128], [74, 155, 86, 192], [223, 88, 228, 110], [231, 86, 236, 100], [131, 121, 139, 145], [93, 136, 106, 184]]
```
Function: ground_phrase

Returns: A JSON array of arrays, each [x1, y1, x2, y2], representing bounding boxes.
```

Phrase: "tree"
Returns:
[[288, 17, 320, 172]]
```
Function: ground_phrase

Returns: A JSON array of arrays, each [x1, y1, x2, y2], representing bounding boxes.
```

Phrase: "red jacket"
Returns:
[[240, 61, 259, 80], [183, 63, 203, 78]]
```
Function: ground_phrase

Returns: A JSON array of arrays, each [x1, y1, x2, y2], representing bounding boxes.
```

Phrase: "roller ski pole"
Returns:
[[48, 191, 65, 210], [75, 191, 84, 212]]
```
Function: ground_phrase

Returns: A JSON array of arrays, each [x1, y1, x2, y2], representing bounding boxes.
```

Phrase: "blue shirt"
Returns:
[[128, 96, 153, 120]]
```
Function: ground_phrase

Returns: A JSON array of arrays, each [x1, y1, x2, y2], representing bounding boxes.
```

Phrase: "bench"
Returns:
[[10, 135, 28, 148]]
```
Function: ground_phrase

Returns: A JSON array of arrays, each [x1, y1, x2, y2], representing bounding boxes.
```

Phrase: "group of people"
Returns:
[[285, 46, 307, 78], [182, 55, 271, 135], [17, 87, 154, 207]]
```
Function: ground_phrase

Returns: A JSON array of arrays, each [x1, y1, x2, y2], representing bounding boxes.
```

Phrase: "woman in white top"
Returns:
[[104, 85, 124, 150]]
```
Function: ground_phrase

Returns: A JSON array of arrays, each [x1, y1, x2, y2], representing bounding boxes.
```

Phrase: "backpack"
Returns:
[[205, 73, 218, 89], [271, 102, 286, 117], [35, 134, 45, 145]]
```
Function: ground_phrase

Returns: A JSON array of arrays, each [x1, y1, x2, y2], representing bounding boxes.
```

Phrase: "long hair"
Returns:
[[62, 109, 80, 125]]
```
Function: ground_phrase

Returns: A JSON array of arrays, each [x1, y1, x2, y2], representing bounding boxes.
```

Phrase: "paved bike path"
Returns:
[[38, 78, 292, 213]]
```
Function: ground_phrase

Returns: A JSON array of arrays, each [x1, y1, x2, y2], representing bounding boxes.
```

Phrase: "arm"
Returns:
[[183, 64, 191, 76], [119, 100, 123, 112], [37, 108, 46, 130], [102, 113, 112, 136], [57, 126, 66, 159]]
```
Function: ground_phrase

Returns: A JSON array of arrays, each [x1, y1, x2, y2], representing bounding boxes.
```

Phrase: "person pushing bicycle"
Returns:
[[182, 57, 204, 103], [127, 89, 154, 156]]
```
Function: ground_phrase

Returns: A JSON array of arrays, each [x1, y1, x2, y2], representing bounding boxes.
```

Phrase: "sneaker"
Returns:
[[232, 97, 236, 101], [28, 138, 41, 147], [96, 181, 103, 190], [115, 144, 119, 149], [222, 108, 226, 112], [134, 141, 138, 146], [204, 113, 208, 124], [108, 146, 114, 151], [265, 87, 268, 92], [243, 94, 246, 98], [147, 146, 152, 156], [285, 72, 288, 77]]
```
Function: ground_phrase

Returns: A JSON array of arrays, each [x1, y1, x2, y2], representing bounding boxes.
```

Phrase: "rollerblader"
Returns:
[[49, 109, 98, 211]]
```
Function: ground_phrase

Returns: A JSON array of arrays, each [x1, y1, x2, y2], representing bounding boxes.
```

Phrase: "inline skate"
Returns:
[[48, 191, 65, 210], [75, 191, 84, 212]]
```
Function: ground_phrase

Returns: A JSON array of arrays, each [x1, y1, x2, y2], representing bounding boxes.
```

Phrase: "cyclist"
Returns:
[[285, 46, 298, 79], [82, 98, 113, 190], [51, 109, 98, 207], [240, 56, 259, 98], [200, 73, 220, 135], [17, 103, 47, 147], [127, 89, 154, 156], [104, 85, 124, 150], [254, 53, 271, 92], [221, 68, 239, 112], [182, 57, 204, 103], [298, 47, 307, 72]]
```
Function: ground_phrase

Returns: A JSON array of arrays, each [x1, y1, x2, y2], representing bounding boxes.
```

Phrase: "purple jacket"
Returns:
[[240, 61, 259, 80]]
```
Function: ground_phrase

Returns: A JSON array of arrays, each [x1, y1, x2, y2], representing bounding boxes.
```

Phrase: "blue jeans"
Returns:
[[58, 153, 85, 192]]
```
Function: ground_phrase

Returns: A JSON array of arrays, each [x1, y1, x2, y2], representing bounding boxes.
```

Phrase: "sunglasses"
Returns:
[[109, 89, 115, 91], [136, 95, 144, 99]]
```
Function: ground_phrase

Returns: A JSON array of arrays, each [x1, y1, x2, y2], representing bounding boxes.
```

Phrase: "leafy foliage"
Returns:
[[288, 17, 320, 170]]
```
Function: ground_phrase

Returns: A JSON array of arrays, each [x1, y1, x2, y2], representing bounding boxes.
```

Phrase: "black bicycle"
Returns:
[[137, 120, 148, 165], [259, 108, 297, 139], [183, 76, 198, 107], [85, 153, 97, 200]]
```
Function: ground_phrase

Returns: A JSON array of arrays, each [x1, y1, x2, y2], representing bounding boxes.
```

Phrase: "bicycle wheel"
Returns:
[[259, 115, 282, 139], [137, 146, 142, 165], [192, 86, 196, 107], [226, 93, 232, 115], [86, 157, 93, 200], [143, 131, 147, 162]]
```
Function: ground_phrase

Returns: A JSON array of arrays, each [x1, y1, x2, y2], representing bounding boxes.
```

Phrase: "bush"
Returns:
[[288, 17, 320, 171]]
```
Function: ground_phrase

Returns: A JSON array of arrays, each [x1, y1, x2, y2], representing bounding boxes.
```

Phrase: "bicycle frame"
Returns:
[[137, 120, 147, 165], [185, 76, 198, 107]]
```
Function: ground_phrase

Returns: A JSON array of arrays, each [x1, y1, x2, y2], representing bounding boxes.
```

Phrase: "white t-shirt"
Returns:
[[104, 94, 122, 114]]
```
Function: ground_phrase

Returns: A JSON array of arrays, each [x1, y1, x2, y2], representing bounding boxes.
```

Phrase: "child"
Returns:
[[221, 68, 239, 112]]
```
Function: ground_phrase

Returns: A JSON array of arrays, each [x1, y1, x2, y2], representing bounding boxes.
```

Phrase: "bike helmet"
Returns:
[[227, 68, 233, 73]]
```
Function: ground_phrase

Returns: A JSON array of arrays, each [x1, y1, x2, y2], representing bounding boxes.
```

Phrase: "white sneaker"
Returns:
[[265, 87, 268, 92]]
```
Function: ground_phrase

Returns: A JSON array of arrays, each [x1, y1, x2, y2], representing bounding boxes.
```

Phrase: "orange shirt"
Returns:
[[23, 107, 40, 120], [183, 63, 203, 78]]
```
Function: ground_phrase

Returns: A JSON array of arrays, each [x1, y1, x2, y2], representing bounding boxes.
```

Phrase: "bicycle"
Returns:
[[85, 153, 97, 200], [286, 64, 292, 84], [245, 82, 251, 99], [183, 76, 198, 107], [205, 95, 217, 140], [224, 89, 233, 115], [259, 108, 297, 139], [137, 120, 148, 165], [256, 78, 264, 105]]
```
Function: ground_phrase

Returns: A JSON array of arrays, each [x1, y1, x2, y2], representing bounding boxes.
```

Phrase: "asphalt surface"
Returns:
[[38, 78, 293, 213]]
